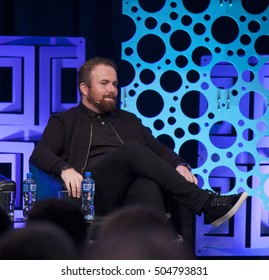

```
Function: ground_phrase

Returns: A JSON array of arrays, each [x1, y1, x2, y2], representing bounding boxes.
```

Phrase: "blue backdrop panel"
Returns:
[[0, 36, 85, 209], [121, 0, 269, 257]]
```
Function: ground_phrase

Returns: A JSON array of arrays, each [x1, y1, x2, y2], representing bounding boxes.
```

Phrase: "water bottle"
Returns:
[[23, 172, 37, 220], [81, 171, 95, 222]]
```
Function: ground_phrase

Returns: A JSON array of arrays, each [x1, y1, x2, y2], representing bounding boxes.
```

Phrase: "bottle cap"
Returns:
[[26, 173, 33, 179], [84, 171, 92, 177]]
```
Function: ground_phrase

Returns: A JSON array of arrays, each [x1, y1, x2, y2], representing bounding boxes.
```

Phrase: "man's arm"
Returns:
[[140, 120, 198, 184], [30, 114, 83, 197], [30, 115, 69, 175]]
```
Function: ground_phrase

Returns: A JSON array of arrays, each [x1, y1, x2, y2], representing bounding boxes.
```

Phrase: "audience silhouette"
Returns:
[[0, 200, 196, 260], [85, 205, 196, 260], [0, 221, 77, 259], [27, 198, 89, 257]]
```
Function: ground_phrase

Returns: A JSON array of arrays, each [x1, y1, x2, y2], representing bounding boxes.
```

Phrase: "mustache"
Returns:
[[102, 95, 116, 100]]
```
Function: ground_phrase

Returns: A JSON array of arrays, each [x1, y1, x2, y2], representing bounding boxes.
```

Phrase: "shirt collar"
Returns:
[[79, 102, 110, 119]]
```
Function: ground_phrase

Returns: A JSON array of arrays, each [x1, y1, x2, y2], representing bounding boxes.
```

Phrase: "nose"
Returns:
[[109, 83, 117, 95]]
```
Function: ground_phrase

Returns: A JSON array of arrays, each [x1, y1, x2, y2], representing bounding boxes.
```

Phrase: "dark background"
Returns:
[[0, 0, 123, 63], [0, 0, 123, 177]]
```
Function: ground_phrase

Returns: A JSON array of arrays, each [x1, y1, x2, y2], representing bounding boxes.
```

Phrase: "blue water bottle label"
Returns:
[[29, 183, 37, 192], [82, 183, 91, 192]]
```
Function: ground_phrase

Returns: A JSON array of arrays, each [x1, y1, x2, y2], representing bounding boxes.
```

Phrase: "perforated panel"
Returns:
[[121, 0, 269, 256]]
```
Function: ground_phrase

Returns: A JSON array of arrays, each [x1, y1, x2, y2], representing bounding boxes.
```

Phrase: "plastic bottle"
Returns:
[[81, 171, 95, 222], [23, 172, 37, 220]]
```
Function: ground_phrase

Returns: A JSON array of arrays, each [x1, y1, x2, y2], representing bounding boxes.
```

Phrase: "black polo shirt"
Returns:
[[86, 109, 124, 171]]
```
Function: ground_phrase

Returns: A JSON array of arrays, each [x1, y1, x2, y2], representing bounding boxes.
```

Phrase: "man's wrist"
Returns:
[[60, 165, 73, 174], [177, 162, 192, 171]]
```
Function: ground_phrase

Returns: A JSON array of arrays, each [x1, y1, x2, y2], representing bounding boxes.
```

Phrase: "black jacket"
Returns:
[[30, 102, 187, 176]]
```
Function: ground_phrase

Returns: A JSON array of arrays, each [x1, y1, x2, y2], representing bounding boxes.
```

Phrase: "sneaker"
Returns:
[[203, 192, 248, 227]]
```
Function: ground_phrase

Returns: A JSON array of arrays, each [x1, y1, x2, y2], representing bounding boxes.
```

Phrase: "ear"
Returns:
[[79, 83, 88, 96]]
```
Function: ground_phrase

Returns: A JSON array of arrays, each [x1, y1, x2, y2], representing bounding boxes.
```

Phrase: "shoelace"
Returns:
[[210, 193, 236, 206]]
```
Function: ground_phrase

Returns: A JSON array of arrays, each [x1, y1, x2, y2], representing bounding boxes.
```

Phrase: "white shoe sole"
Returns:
[[211, 192, 248, 227]]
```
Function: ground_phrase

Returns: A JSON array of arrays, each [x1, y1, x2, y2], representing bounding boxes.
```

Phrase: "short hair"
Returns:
[[0, 222, 78, 260], [27, 198, 88, 252], [77, 57, 117, 90]]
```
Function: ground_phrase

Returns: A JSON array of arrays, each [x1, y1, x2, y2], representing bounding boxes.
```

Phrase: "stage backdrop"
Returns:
[[0, 36, 85, 211], [0, 0, 269, 258], [120, 0, 269, 257]]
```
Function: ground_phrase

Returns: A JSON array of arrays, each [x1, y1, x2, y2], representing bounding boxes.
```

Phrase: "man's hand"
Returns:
[[176, 165, 198, 185], [61, 168, 83, 198]]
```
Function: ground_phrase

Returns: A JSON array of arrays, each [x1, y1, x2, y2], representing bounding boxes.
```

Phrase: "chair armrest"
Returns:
[[0, 174, 16, 192]]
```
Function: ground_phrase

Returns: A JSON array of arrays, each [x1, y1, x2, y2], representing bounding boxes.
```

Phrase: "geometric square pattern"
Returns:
[[0, 45, 35, 125], [0, 36, 85, 209], [250, 197, 269, 248], [195, 196, 269, 257], [39, 42, 84, 125]]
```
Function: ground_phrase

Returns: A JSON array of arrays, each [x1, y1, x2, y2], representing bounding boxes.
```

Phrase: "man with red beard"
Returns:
[[30, 57, 247, 245]]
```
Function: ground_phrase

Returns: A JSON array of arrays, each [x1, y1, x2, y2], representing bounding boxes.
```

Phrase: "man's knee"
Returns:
[[130, 177, 162, 196], [120, 141, 146, 155]]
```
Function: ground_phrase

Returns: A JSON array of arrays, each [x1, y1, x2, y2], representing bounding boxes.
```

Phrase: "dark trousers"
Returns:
[[91, 142, 208, 231], [124, 177, 195, 246]]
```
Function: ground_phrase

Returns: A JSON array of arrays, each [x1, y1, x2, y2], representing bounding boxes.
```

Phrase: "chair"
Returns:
[[29, 162, 102, 241], [29, 161, 64, 201], [29, 162, 195, 247], [0, 174, 16, 193], [0, 174, 16, 220]]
